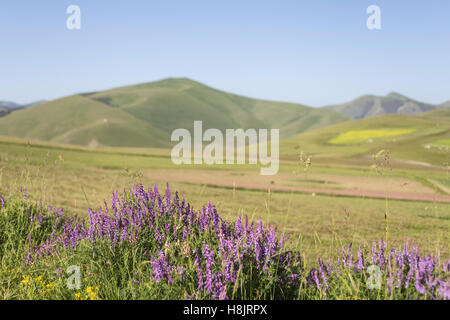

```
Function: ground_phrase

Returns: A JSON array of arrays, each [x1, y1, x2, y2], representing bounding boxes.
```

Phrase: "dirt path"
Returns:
[[147, 174, 450, 203]]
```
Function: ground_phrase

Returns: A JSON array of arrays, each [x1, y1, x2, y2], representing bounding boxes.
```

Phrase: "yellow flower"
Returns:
[[85, 286, 99, 300], [74, 286, 100, 300], [20, 275, 31, 286], [20, 279, 29, 286], [45, 282, 56, 290]]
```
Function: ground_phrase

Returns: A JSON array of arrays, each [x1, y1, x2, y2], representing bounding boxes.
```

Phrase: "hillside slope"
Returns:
[[420, 108, 450, 121], [324, 92, 437, 119], [0, 95, 169, 148], [281, 113, 449, 165], [0, 78, 347, 148]]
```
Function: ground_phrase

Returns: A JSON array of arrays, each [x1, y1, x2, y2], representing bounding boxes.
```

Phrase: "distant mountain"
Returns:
[[0, 100, 46, 118], [0, 78, 347, 148], [0, 106, 10, 117], [324, 92, 438, 119], [0, 101, 21, 109], [23, 100, 47, 108]]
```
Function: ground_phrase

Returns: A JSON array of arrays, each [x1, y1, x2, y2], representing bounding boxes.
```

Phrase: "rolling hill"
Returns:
[[324, 92, 438, 119], [0, 78, 347, 148], [419, 108, 450, 121], [281, 113, 450, 165]]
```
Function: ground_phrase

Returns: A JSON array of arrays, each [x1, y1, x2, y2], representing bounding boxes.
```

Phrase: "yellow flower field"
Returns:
[[329, 129, 416, 144]]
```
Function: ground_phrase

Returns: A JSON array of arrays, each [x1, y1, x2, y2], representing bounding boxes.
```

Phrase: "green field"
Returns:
[[1, 135, 448, 265], [430, 138, 450, 148]]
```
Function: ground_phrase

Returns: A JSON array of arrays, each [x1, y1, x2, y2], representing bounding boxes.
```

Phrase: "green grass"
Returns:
[[429, 138, 450, 148]]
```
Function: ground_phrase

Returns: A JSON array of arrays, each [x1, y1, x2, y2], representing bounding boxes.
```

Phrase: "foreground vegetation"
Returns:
[[1, 136, 449, 265], [0, 185, 448, 300], [0, 134, 448, 300]]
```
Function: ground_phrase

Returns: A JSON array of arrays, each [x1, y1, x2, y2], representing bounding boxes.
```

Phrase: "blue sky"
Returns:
[[0, 0, 449, 106]]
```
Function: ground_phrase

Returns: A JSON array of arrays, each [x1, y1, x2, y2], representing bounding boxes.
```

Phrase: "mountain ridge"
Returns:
[[324, 92, 439, 119], [0, 78, 347, 148]]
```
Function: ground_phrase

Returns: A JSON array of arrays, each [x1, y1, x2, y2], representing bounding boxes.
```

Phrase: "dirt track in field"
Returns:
[[147, 173, 450, 204]]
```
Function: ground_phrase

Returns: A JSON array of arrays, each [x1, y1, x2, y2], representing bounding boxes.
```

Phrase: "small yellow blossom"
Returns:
[[74, 286, 100, 300]]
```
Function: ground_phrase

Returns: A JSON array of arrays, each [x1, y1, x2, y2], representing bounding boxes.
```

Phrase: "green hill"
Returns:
[[324, 92, 437, 119], [0, 95, 169, 148], [281, 114, 450, 165], [420, 108, 450, 121], [0, 78, 347, 148]]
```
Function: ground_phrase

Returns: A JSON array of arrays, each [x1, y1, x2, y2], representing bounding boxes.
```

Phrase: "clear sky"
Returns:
[[0, 0, 449, 106]]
